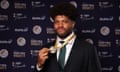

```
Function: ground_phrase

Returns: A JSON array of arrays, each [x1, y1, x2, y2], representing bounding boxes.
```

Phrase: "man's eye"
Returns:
[[63, 20, 69, 23], [54, 21, 58, 24]]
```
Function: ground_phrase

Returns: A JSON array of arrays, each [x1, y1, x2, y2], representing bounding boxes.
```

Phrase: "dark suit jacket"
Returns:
[[33, 37, 101, 72]]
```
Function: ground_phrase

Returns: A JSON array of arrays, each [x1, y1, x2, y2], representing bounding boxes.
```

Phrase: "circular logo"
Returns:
[[0, 49, 8, 58], [17, 37, 26, 46], [0, 0, 9, 9], [70, 1, 77, 8], [100, 26, 110, 36], [85, 38, 94, 44], [33, 25, 42, 35]]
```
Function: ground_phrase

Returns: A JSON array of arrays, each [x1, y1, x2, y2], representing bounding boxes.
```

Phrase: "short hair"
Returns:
[[49, 2, 78, 21]]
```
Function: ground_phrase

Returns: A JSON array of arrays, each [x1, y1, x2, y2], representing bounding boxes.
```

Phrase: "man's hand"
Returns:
[[37, 48, 50, 68]]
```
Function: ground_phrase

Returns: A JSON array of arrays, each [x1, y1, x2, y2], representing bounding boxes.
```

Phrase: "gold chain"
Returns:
[[54, 34, 76, 49]]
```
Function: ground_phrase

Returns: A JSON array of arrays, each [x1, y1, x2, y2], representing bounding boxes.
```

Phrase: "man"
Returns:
[[34, 2, 101, 72]]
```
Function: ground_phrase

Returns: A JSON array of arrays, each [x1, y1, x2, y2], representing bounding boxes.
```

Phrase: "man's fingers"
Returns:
[[40, 48, 50, 54], [37, 48, 50, 68], [39, 48, 49, 56], [44, 55, 49, 59], [41, 52, 48, 57], [38, 48, 50, 60], [43, 52, 48, 56]]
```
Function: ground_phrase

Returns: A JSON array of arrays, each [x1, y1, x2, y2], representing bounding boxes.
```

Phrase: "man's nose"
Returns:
[[58, 22, 63, 27]]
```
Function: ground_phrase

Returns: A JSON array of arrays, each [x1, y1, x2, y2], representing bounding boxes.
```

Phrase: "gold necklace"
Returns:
[[50, 34, 76, 54]]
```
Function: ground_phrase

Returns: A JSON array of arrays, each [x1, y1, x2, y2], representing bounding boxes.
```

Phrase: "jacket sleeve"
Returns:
[[87, 45, 102, 72]]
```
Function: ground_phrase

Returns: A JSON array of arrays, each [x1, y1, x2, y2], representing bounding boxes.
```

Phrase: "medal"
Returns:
[[49, 46, 57, 54]]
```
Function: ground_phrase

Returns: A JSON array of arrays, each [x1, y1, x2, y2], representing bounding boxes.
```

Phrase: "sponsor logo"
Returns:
[[70, 1, 77, 8], [13, 51, 26, 58], [31, 65, 35, 69], [101, 66, 113, 71], [14, 27, 28, 32], [14, 2, 26, 9], [98, 51, 113, 58], [99, 2, 113, 8], [0, 49, 8, 58], [115, 28, 120, 35], [0, 64, 7, 70], [82, 3, 94, 10], [0, 15, 8, 21], [12, 62, 26, 69], [50, 4, 54, 8], [85, 38, 94, 44], [98, 40, 111, 47], [31, 39, 43, 46], [0, 0, 9, 9], [32, 16, 46, 20], [118, 55, 120, 59], [100, 26, 110, 36], [47, 38, 55, 43], [13, 13, 27, 20], [80, 14, 94, 21], [30, 50, 39, 57], [33, 25, 42, 35], [0, 39, 12, 44], [99, 16, 114, 21], [116, 39, 120, 46], [17, 37, 26, 46], [46, 27, 55, 34], [31, 1, 45, 8], [0, 25, 9, 31], [81, 29, 96, 33]]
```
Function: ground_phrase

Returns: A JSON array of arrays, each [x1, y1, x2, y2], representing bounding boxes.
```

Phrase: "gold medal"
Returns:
[[49, 46, 57, 54]]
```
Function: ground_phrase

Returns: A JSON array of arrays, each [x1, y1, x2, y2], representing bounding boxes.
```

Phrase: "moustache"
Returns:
[[56, 27, 65, 30]]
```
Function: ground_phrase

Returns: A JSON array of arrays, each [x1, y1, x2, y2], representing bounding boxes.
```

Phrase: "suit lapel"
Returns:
[[64, 38, 78, 71], [48, 38, 79, 72], [47, 52, 60, 72]]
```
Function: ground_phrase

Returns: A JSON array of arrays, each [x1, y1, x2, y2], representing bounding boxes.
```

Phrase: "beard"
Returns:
[[55, 27, 73, 39]]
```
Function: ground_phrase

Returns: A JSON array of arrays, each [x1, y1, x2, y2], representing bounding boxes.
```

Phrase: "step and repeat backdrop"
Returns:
[[0, 0, 120, 72]]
